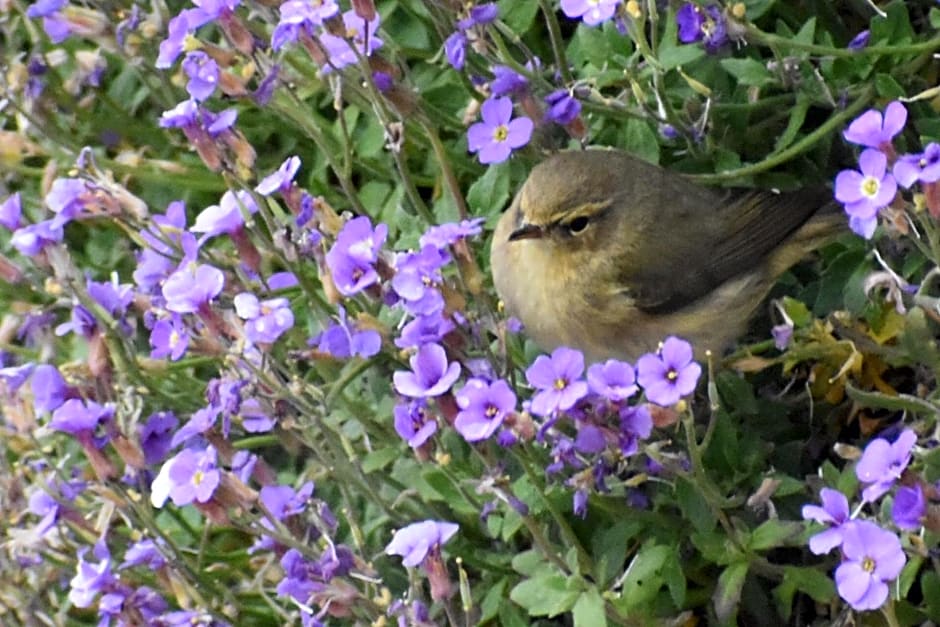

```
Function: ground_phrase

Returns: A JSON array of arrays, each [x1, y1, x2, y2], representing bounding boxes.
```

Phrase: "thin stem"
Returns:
[[538, 0, 573, 84]]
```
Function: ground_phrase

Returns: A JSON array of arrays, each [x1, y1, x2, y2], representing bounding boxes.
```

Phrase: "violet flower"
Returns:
[[385, 520, 459, 567], [467, 96, 533, 165], [842, 101, 907, 150], [834, 148, 897, 239], [834, 521, 906, 611], [802, 487, 852, 554], [855, 428, 916, 502], [525, 346, 588, 416], [392, 343, 461, 398], [454, 378, 516, 442], [636, 336, 701, 406]]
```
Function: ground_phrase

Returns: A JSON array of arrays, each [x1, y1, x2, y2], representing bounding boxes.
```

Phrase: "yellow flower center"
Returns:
[[861, 176, 880, 198], [667, 369, 678, 381], [485, 405, 498, 418], [169, 330, 180, 347], [492, 125, 509, 142], [554, 378, 567, 390], [862, 556, 876, 573], [193, 470, 204, 486]]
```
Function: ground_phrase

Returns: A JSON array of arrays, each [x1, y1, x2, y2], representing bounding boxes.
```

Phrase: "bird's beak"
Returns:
[[508, 222, 544, 241]]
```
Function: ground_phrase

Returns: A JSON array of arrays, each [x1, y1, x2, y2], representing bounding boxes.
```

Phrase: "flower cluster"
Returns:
[[803, 429, 923, 611], [832, 101, 940, 238]]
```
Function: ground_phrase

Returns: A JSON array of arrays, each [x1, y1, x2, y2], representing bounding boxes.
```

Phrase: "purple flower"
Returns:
[[893, 143, 940, 188], [271, 0, 339, 50], [561, 0, 620, 26], [467, 97, 533, 165], [69, 551, 115, 608], [619, 405, 652, 456], [182, 51, 219, 101], [834, 149, 897, 239], [313, 306, 382, 358], [325, 216, 388, 296], [234, 292, 295, 344], [855, 429, 916, 502], [802, 487, 852, 554], [676, 3, 727, 52], [122, 539, 167, 571], [150, 445, 221, 507], [525, 347, 589, 416], [454, 378, 516, 442], [891, 484, 925, 531], [318, 9, 383, 71], [256, 155, 301, 195], [11, 220, 63, 256], [490, 65, 528, 97], [772, 321, 793, 350], [544, 89, 581, 125], [139, 411, 178, 465], [444, 31, 466, 70], [419, 218, 484, 249], [239, 398, 274, 433], [149, 315, 189, 360], [162, 263, 225, 313], [31, 364, 68, 413], [394, 311, 456, 350], [834, 521, 906, 611], [49, 398, 114, 435], [469, 3, 498, 24], [191, 190, 259, 239], [587, 359, 637, 401], [636, 336, 701, 406], [260, 481, 314, 521], [392, 245, 448, 315], [393, 343, 461, 398], [843, 101, 907, 149], [394, 399, 437, 448], [385, 520, 459, 567], [27, 0, 70, 42], [848, 30, 870, 51], [0, 193, 22, 230]]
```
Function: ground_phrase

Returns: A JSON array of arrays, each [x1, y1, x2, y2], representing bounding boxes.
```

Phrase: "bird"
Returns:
[[490, 148, 840, 363]]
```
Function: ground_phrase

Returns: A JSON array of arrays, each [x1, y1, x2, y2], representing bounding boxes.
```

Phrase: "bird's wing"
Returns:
[[615, 180, 831, 314]]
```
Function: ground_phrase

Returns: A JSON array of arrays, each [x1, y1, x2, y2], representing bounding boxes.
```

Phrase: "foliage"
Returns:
[[2, 0, 940, 625]]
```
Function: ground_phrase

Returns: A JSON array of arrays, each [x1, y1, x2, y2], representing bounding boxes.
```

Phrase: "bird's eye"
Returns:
[[567, 216, 590, 234]]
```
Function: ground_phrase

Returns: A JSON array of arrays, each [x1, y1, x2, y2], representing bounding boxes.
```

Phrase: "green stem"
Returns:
[[747, 26, 940, 58], [689, 85, 875, 183], [538, 0, 573, 84]]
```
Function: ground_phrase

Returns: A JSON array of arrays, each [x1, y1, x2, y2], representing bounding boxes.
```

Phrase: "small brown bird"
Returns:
[[490, 148, 840, 363]]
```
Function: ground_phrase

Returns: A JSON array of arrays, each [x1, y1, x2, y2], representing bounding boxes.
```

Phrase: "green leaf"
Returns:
[[676, 477, 717, 533], [512, 549, 548, 577], [621, 119, 660, 165], [420, 468, 476, 514], [468, 161, 511, 225], [773, 96, 810, 152], [774, 566, 835, 619], [617, 543, 671, 611], [748, 519, 803, 551], [875, 73, 906, 99], [690, 530, 743, 566], [498, 0, 539, 32], [660, 45, 706, 71], [661, 547, 687, 608], [480, 578, 509, 623], [923, 571, 940, 620], [719, 58, 775, 87], [844, 384, 940, 416], [898, 553, 924, 598], [713, 562, 748, 625], [740, 0, 775, 19], [931, 7, 940, 29], [716, 371, 759, 415], [794, 18, 816, 46], [360, 446, 401, 473], [781, 295, 812, 327], [572, 587, 607, 627], [591, 520, 641, 586], [509, 572, 580, 617], [781, 566, 836, 603]]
